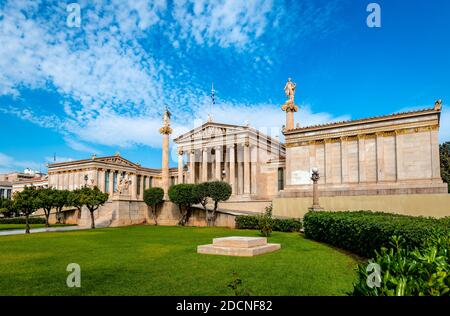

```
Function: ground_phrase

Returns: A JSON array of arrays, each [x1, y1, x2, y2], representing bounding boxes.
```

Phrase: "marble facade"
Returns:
[[281, 102, 447, 197], [47, 153, 177, 201]]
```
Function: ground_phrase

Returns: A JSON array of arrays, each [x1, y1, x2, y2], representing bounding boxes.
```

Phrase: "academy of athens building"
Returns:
[[37, 79, 449, 226]]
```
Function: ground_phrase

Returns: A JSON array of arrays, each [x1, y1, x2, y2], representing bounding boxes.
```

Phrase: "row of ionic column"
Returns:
[[177, 144, 256, 195]]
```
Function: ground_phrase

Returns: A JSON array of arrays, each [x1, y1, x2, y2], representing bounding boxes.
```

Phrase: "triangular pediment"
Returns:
[[97, 156, 139, 168], [174, 122, 247, 143]]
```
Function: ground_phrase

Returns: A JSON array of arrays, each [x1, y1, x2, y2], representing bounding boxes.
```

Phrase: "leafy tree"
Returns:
[[0, 198, 17, 218], [37, 188, 57, 227], [53, 189, 70, 223], [143, 187, 164, 225], [13, 186, 40, 233], [168, 184, 200, 226], [78, 186, 109, 229], [440, 142, 450, 193], [192, 182, 210, 216], [67, 189, 84, 218], [207, 181, 232, 226]]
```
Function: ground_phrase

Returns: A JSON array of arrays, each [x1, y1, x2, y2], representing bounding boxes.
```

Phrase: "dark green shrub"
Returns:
[[235, 210, 302, 233], [235, 215, 259, 229], [303, 210, 450, 258], [273, 218, 302, 232], [351, 235, 450, 296], [0, 217, 46, 224], [143, 187, 164, 225]]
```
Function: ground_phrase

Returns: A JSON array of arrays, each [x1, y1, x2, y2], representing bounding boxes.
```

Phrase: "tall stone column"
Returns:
[[237, 146, 243, 195], [178, 149, 184, 184], [159, 108, 172, 200], [140, 175, 145, 200], [250, 145, 257, 194], [98, 169, 105, 192], [228, 145, 236, 195], [190, 149, 196, 183], [215, 146, 222, 180], [130, 173, 136, 200], [243, 142, 251, 194], [202, 148, 208, 182], [108, 171, 114, 195]]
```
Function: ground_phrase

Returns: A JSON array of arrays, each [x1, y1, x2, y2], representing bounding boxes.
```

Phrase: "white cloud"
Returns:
[[0, 0, 346, 152], [172, 0, 275, 49], [0, 152, 44, 173]]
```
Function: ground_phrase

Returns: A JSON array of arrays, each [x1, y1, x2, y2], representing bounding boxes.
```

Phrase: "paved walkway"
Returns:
[[0, 225, 86, 236]]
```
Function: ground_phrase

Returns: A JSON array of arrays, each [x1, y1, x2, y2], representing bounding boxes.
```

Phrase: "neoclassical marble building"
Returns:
[[43, 79, 448, 222]]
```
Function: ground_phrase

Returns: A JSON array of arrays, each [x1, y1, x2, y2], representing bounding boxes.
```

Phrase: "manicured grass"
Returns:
[[0, 225, 359, 296], [0, 224, 74, 231]]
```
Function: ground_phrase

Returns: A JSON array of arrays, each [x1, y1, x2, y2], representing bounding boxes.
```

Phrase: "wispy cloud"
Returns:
[[0, 0, 346, 152], [0, 152, 44, 173]]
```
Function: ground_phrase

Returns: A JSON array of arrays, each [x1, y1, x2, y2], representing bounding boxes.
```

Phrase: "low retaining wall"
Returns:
[[42, 200, 239, 228], [273, 193, 450, 219]]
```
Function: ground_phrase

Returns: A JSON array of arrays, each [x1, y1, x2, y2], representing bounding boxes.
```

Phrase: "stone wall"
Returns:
[[273, 193, 450, 219]]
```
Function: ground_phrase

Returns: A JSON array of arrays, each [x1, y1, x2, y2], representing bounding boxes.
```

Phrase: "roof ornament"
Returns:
[[434, 99, 442, 111], [115, 151, 120, 156]]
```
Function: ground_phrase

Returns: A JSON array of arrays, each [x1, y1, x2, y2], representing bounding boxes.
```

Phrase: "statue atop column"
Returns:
[[281, 77, 299, 112], [281, 77, 299, 130], [284, 77, 296, 103]]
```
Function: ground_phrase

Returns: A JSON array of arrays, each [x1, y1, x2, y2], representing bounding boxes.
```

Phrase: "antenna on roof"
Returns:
[[208, 82, 215, 123], [53, 153, 56, 162]]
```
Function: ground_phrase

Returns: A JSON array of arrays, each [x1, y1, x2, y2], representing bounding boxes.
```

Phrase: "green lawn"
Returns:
[[0, 225, 359, 296], [0, 224, 74, 231]]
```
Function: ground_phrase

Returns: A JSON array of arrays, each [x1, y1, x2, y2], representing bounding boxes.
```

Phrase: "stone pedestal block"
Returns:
[[197, 236, 281, 257]]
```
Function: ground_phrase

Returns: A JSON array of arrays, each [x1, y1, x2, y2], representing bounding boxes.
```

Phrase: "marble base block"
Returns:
[[197, 236, 281, 257]]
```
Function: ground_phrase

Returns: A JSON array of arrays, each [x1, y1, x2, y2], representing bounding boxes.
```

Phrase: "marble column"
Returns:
[[250, 145, 257, 194], [215, 146, 222, 180], [243, 142, 251, 194], [178, 149, 184, 184], [98, 169, 105, 192], [237, 146, 243, 195], [131, 173, 137, 200], [190, 149, 196, 183], [202, 148, 208, 182], [109, 170, 114, 195], [228, 145, 236, 195], [140, 174, 145, 200]]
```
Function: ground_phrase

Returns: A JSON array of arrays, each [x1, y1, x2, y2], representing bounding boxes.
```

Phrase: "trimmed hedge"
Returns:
[[0, 217, 46, 224], [235, 215, 302, 233], [303, 211, 450, 258]]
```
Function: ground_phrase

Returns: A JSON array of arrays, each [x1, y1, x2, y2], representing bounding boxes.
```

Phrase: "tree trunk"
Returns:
[[151, 204, 158, 225], [25, 214, 30, 234], [44, 209, 50, 227], [90, 210, 95, 229]]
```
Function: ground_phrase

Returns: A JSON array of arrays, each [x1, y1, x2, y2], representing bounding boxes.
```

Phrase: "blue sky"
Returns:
[[0, 0, 449, 172]]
